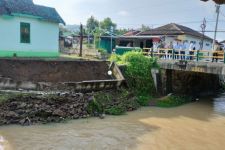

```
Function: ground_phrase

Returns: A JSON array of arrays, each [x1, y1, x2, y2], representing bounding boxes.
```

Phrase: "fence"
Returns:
[[142, 48, 225, 63]]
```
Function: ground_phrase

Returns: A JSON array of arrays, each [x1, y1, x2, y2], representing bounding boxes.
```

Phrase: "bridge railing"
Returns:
[[142, 48, 225, 63]]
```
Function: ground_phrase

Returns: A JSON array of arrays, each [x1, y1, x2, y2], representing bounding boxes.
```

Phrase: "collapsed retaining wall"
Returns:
[[0, 59, 124, 92]]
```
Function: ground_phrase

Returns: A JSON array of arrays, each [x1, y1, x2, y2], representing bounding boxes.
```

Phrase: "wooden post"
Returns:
[[172, 49, 175, 60], [79, 24, 83, 57], [224, 51, 225, 64], [197, 50, 200, 61], [151, 48, 153, 57]]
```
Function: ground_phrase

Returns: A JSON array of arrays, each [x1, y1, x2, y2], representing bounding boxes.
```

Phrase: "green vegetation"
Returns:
[[0, 92, 37, 104], [137, 95, 153, 106], [87, 97, 104, 115], [0, 93, 11, 104], [98, 48, 107, 55], [88, 88, 140, 116], [109, 54, 122, 63], [109, 51, 158, 106], [156, 95, 192, 108], [86, 16, 99, 34]]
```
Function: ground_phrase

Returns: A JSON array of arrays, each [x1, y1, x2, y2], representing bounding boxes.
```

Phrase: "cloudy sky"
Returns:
[[34, 0, 225, 41]]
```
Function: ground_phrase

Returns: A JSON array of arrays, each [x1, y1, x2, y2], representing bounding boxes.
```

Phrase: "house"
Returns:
[[137, 23, 213, 50], [99, 30, 160, 53], [123, 30, 141, 36], [220, 40, 225, 49], [0, 0, 65, 57], [116, 29, 159, 49], [59, 31, 76, 51]]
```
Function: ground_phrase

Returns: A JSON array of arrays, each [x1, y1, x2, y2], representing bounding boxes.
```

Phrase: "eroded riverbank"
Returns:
[[1, 95, 225, 150]]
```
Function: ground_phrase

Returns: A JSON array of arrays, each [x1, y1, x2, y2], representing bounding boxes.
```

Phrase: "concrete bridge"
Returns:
[[151, 60, 225, 96], [158, 60, 225, 75]]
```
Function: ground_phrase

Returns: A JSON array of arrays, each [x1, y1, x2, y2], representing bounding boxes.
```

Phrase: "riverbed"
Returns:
[[1, 94, 225, 150]]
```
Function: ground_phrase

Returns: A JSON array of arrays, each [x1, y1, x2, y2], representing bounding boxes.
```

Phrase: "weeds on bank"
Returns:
[[156, 95, 193, 108], [109, 52, 158, 106]]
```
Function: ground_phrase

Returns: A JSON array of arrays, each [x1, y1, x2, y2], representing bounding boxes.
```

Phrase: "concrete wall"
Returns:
[[0, 15, 59, 57], [0, 59, 124, 92]]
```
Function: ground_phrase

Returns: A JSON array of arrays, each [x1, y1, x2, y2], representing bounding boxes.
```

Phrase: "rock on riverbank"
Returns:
[[0, 93, 92, 125], [0, 89, 140, 126]]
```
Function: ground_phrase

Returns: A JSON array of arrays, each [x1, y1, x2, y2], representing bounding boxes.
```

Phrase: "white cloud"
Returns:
[[118, 10, 129, 17]]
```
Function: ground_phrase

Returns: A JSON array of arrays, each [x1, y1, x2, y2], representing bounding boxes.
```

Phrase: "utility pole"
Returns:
[[212, 4, 220, 50], [110, 26, 113, 53], [79, 24, 83, 57], [200, 18, 206, 50]]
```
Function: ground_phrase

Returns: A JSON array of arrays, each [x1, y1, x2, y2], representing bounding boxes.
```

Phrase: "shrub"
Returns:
[[109, 54, 122, 63], [122, 52, 158, 99], [109, 51, 158, 106], [87, 97, 104, 115], [137, 95, 153, 106], [89, 88, 140, 116], [98, 48, 107, 55], [105, 104, 126, 115]]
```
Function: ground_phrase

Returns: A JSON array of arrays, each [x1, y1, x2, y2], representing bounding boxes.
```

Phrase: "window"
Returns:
[[20, 22, 30, 43]]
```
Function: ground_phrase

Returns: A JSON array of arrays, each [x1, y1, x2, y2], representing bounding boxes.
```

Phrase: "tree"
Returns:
[[201, 0, 225, 4], [141, 24, 151, 32], [86, 16, 99, 34], [100, 17, 117, 32], [116, 28, 129, 35]]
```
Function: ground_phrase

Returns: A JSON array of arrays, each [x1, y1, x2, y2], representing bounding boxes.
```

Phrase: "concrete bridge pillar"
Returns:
[[151, 68, 160, 93], [151, 68, 173, 95], [166, 69, 173, 94]]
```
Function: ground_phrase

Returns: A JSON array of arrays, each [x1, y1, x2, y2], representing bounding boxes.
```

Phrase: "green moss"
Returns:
[[156, 95, 192, 108]]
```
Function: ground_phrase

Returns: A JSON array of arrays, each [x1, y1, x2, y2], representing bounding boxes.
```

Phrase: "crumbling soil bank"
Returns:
[[0, 59, 113, 83]]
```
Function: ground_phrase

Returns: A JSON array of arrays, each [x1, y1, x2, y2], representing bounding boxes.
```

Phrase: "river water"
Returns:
[[1, 94, 225, 150]]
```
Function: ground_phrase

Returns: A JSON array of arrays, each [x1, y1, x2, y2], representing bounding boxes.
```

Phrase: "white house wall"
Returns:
[[184, 35, 212, 50], [0, 15, 59, 57], [164, 35, 212, 50]]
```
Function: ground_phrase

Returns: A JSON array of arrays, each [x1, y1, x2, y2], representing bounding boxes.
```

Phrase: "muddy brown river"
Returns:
[[1, 94, 225, 150]]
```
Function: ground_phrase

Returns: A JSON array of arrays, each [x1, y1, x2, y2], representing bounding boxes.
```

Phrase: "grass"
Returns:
[[60, 54, 99, 61], [156, 95, 192, 108], [0, 92, 21, 103], [88, 89, 140, 116]]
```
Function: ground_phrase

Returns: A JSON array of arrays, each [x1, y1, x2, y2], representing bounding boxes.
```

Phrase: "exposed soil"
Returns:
[[0, 59, 113, 83]]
